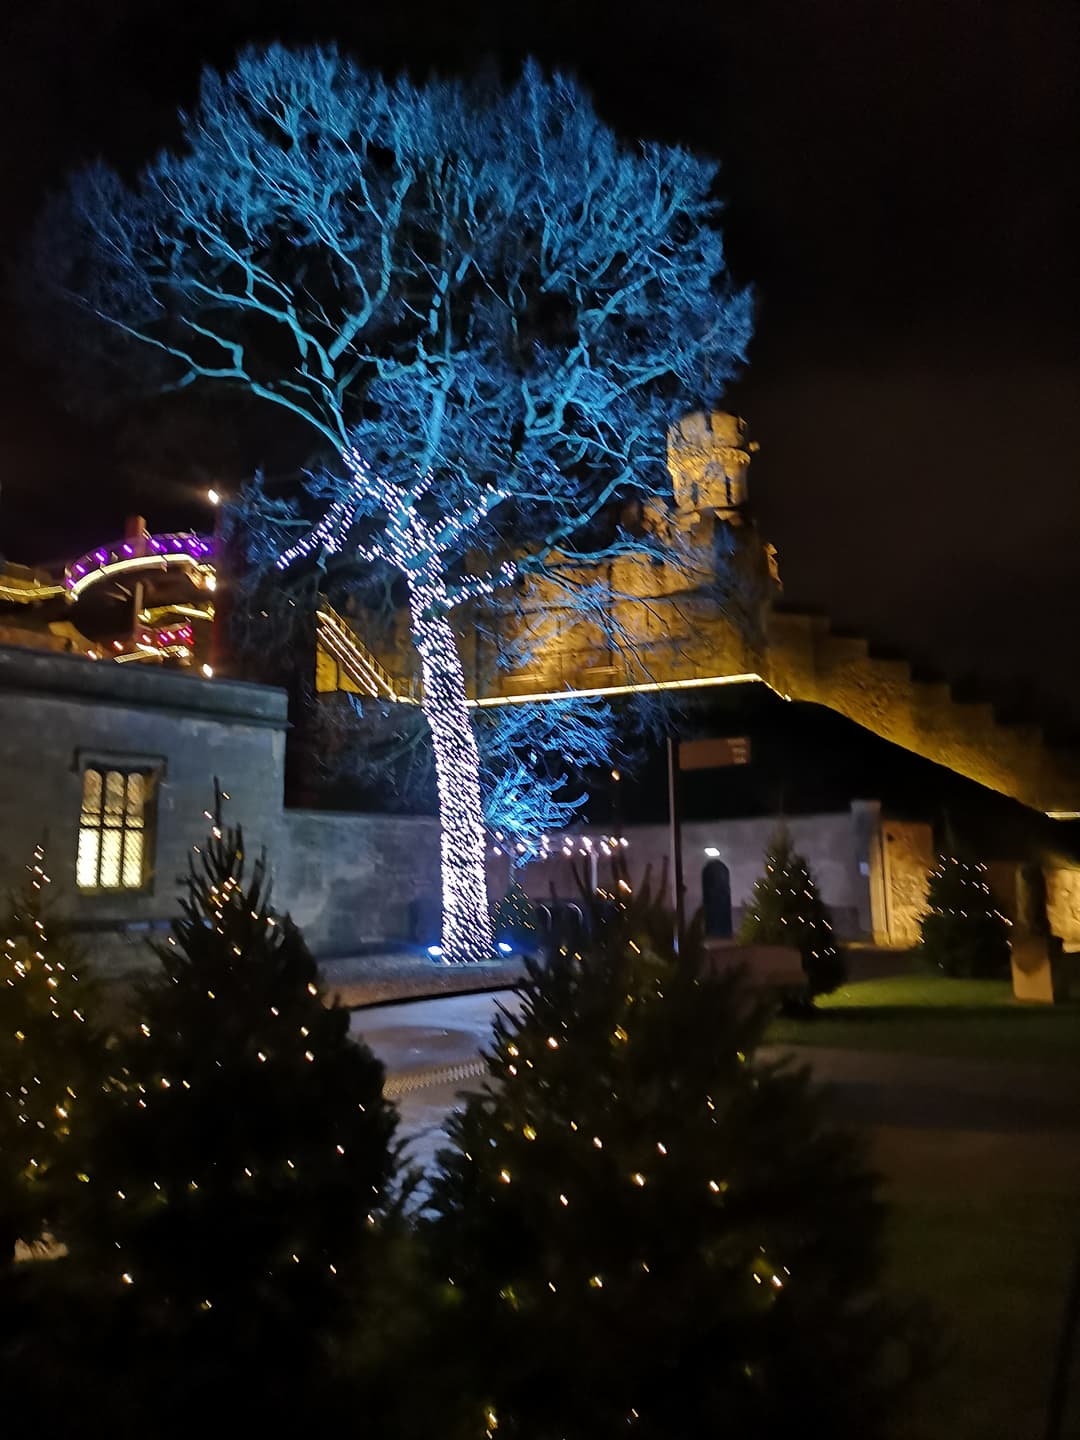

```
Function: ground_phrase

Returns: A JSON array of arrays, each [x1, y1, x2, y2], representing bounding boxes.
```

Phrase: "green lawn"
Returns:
[[763, 973, 1080, 1434], [767, 974, 1080, 1065], [885, 1187, 1080, 1440]]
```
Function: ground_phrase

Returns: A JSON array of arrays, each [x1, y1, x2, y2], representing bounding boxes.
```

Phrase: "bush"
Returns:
[[52, 799, 403, 1429], [492, 881, 539, 953], [0, 843, 106, 1266]]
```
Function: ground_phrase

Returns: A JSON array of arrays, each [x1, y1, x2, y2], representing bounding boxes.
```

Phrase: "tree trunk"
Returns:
[[408, 585, 494, 964]]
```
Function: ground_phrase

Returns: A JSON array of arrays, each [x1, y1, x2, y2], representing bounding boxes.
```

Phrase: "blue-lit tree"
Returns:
[[41, 45, 751, 963], [479, 697, 617, 865]]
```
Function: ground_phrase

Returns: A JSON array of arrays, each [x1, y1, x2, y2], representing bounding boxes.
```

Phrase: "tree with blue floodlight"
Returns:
[[40, 45, 751, 963]]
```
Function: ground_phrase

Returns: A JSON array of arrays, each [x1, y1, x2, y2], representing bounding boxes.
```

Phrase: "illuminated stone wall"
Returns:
[[278, 810, 441, 955], [1046, 868, 1080, 949], [464, 413, 1080, 815], [312, 409, 1080, 815], [869, 818, 935, 947], [518, 807, 879, 941], [0, 645, 288, 971]]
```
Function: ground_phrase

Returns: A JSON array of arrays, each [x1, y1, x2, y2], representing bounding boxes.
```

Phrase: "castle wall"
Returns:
[[870, 818, 935, 946], [1045, 868, 1080, 949], [517, 808, 876, 940], [277, 810, 441, 955]]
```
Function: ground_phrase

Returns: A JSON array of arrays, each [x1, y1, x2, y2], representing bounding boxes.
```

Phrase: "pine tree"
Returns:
[[916, 854, 1012, 978], [492, 882, 538, 953], [67, 797, 400, 1416], [738, 829, 846, 996], [425, 878, 915, 1440], [0, 844, 103, 1265]]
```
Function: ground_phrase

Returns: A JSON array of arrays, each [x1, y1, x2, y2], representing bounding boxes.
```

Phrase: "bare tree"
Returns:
[[39, 45, 751, 962]]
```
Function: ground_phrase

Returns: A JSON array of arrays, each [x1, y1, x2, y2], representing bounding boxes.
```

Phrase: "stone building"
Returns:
[[0, 644, 439, 971]]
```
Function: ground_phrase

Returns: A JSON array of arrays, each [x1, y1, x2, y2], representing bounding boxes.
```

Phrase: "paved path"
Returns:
[[351, 989, 521, 1075], [351, 989, 1080, 1179], [354, 990, 1080, 1438]]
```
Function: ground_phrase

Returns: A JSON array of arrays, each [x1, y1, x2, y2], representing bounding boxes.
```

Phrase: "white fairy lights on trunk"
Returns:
[[279, 449, 506, 964], [407, 581, 493, 965]]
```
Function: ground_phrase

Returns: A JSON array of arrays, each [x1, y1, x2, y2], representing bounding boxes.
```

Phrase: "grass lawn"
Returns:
[[885, 1184, 1080, 1440], [767, 974, 1080, 1065]]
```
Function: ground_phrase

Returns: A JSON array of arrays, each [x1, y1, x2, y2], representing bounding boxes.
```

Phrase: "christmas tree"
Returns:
[[425, 877, 915, 1440], [915, 854, 1012, 977], [491, 882, 538, 953], [738, 829, 846, 996], [67, 793, 400, 1417], [0, 844, 104, 1266]]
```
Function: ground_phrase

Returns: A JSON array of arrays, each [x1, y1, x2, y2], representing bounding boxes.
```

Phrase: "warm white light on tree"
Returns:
[[279, 451, 499, 963]]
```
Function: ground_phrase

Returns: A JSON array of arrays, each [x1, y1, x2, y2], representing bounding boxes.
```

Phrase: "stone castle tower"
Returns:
[[637, 410, 780, 647]]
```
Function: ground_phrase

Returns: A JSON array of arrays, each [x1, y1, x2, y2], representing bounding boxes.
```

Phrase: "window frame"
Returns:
[[74, 755, 163, 895]]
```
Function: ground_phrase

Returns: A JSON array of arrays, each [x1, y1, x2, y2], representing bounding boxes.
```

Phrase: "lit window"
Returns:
[[77, 768, 154, 890]]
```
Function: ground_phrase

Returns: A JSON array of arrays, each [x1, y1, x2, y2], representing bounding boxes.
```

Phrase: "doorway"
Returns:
[[702, 859, 733, 938]]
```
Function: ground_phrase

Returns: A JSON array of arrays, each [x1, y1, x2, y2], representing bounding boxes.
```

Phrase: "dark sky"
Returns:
[[2, 0, 1078, 709]]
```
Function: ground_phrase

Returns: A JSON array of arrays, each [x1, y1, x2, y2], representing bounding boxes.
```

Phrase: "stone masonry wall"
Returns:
[[518, 810, 871, 939], [0, 646, 288, 972], [276, 811, 441, 955]]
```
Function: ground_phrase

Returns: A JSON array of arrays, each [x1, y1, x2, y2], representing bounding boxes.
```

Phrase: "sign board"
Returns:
[[678, 736, 751, 771]]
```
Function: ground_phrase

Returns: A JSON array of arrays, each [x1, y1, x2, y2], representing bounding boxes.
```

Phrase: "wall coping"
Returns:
[[0, 644, 288, 729], [283, 808, 438, 823]]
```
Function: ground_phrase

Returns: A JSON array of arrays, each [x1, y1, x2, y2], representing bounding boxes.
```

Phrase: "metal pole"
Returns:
[[132, 579, 144, 645], [667, 737, 685, 955]]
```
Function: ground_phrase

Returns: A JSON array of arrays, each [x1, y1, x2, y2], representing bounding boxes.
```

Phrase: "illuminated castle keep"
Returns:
[[319, 412, 1080, 818]]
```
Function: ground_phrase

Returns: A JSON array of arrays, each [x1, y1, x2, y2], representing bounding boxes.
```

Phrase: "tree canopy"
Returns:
[[42, 44, 751, 575], [40, 45, 752, 962]]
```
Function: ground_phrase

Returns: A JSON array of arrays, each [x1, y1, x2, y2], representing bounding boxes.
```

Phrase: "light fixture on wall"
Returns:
[[704, 847, 720, 858]]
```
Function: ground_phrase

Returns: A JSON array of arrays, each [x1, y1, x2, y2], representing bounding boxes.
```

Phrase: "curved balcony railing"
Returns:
[[65, 533, 215, 601]]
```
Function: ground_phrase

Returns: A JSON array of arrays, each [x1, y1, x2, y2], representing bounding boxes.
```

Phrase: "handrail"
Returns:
[[316, 605, 421, 704], [65, 533, 215, 602], [0, 566, 66, 603]]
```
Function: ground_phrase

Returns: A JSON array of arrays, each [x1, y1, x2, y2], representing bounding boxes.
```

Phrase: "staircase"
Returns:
[[315, 605, 420, 704]]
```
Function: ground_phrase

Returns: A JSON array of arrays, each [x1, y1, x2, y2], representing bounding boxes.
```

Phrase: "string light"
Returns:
[[278, 449, 509, 963]]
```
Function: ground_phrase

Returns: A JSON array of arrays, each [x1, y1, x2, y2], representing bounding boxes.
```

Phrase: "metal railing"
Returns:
[[316, 604, 421, 704]]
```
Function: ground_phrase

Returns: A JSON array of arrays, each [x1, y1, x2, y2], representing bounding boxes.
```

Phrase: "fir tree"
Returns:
[[0, 844, 103, 1265], [492, 882, 538, 953], [425, 878, 915, 1440], [915, 854, 1012, 978], [67, 797, 400, 1417], [738, 829, 846, 996]]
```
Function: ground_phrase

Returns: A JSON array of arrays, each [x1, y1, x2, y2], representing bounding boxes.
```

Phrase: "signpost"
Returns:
[[678, 736, 752, 770], [667, 735, 751, 955]]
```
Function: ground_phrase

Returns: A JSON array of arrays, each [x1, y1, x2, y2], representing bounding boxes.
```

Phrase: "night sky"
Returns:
[[2, 0, 1078, 708]]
